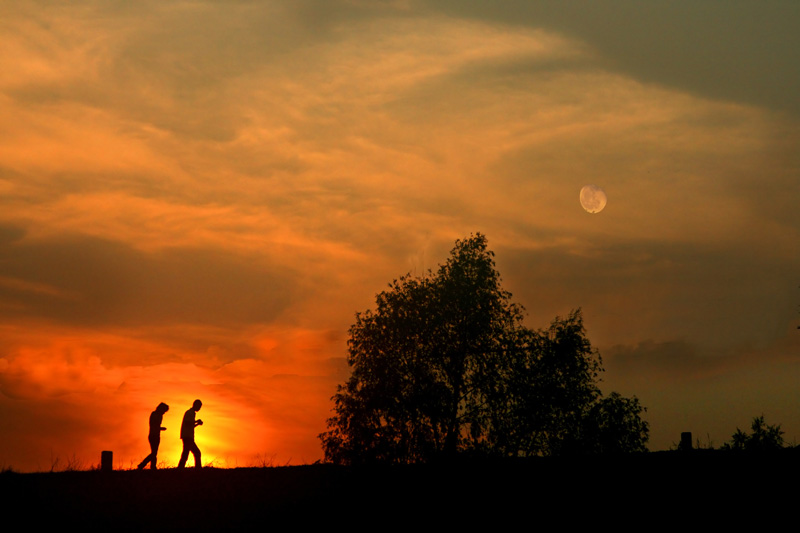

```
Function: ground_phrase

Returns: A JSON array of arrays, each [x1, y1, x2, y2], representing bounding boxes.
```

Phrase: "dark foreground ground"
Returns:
[[3, 450, 796, 530]]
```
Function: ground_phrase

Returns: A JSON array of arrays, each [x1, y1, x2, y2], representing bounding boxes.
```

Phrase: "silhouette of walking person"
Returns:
[[137, 402, 169, 470], [177, 399, 204, 469]]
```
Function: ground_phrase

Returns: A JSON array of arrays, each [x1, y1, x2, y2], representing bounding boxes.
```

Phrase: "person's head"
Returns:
[[157, 402, 169, 414], [192, 399, 202, 412]]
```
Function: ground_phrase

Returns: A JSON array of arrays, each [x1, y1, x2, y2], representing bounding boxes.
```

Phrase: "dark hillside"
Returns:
[[3, 451, 793, 529]]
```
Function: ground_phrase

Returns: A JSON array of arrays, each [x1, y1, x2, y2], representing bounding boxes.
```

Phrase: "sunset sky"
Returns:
[[1, 1, 798, 471]]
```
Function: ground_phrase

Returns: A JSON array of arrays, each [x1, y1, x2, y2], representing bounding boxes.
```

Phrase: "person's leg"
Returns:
[[191, 442, 202, 468], [138, 437, 158, 469], [137, 453, 151, 470], [150, 438, 160, 470], [178, 440, 190, 468]]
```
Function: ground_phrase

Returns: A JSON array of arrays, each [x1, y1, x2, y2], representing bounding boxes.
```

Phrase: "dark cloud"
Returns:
[[0, 392, 117, 470], [0, 230, 293, 327], [498, 238, 797, 351], [421, 0, 800, 116], [0, 224, 25, 245], [604, 339, 725, 380]]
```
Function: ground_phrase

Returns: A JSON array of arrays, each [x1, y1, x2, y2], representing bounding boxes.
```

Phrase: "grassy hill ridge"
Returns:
[[4, 451, 792, 529]]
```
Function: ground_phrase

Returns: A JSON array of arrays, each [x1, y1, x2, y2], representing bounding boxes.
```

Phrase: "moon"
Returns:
[[580, 184, 607, 213]]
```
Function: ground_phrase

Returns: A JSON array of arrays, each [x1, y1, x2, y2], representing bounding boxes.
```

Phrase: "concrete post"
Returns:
[[101, 450, 113, 471]]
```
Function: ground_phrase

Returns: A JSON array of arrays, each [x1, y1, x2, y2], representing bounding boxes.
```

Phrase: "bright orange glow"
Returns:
[[0, 323, 341, 470]]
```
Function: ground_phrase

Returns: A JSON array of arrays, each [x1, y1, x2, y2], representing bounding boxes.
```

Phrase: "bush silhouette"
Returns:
[[723, 415, 784, 452]]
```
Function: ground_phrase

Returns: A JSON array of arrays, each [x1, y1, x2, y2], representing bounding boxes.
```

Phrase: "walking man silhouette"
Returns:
[[137, 402, 169, 470], [177, 399, 204, 469]]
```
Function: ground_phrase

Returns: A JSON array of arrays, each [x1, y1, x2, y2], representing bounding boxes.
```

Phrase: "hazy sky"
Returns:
[[1, 1, 798, 470]]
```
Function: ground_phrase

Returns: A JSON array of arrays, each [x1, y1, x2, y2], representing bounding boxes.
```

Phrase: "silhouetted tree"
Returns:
[[723, 415, 784, 452], [319, 234, 648, 464], [579, 393, 650, 454], [499, 310, 604, 456]]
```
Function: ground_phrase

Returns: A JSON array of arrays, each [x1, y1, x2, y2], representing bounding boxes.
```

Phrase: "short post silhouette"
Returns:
[[137, 402, 169, 470], [680, 431, 693, 451], [177, 399, 204, 469], [102, 450, 113, 472]]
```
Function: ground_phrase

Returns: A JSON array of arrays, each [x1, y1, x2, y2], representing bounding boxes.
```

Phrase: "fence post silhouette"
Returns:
[[101, 450, 113, 471]]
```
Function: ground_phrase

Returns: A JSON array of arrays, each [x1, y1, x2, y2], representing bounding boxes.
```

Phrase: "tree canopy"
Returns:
[[723, 415, 784, 452], [319, 234, 648, 464]]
